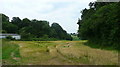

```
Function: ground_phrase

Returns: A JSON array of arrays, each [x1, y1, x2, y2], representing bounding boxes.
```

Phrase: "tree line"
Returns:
[[77, 2, 120, 49], [1, 14, 72, 41]]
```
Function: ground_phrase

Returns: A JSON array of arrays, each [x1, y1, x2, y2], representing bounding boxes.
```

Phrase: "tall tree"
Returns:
[[51, 23, 72, 40], [77, 2, 120, 48], [1, 14, 9, 22], [11, 17, 22, 28]]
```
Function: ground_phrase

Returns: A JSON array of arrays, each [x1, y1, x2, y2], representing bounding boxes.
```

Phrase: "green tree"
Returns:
[[51, 23, 72, 40], [11, 17, 21, 26], [21, 18, 31, 28], [2, 14, 72, 41], [77, 2, 120, 48], [1, 13, 9, 22], [2, 22, 18, 33]]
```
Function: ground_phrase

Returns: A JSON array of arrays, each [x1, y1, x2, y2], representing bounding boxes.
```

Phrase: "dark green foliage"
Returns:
[[21, 18, 31, 27], [1, 14, 9, 22], [2, 22, 18, 33], [2, 30, 7, 33], [6, 36, 15, 40], [51, 23, 73, 40], [1, 14, 72, 41], [11, 17, 22, 25], [77, 2, 120, 49], [11, 17, 22, 30]]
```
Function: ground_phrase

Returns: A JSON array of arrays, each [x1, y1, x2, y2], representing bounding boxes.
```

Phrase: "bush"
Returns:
[[6, 36, 15, 40]]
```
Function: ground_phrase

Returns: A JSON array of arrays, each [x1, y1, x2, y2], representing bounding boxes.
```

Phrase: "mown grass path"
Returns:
[[11, 41, 118, 65]]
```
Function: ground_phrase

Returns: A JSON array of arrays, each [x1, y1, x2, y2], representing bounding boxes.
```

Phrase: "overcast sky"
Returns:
[[0, 0, 96, 33]]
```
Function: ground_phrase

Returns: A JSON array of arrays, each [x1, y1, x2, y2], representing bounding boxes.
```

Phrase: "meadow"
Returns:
[[2, 40, 118, 65]]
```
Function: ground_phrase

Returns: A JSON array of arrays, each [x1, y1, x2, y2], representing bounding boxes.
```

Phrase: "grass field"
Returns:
[[2, 40, 21, 65], [71, 35, 80, 41], [2, 40, 118, 65], [0, 39, 2, 66]]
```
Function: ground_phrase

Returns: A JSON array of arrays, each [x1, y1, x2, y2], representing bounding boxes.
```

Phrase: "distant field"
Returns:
[[2, 40, 118, 65], [71, 35, 80, 41]]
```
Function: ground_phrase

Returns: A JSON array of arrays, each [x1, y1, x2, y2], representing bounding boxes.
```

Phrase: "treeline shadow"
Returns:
[[83, 41, 119, 52]]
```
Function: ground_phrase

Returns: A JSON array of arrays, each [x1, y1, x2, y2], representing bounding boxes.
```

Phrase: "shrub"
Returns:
[[6, 36, 15, 40]]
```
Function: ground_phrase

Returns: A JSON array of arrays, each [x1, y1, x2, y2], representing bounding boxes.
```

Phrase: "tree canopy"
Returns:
[[1, 14, 72, 41], [77, 2, 120, 49]]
